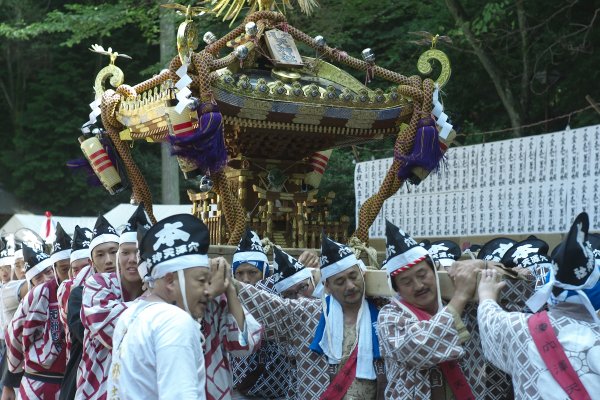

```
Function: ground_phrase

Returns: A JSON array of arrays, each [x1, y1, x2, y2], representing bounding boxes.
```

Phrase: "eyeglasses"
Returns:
[[281, 281, 311, 299]]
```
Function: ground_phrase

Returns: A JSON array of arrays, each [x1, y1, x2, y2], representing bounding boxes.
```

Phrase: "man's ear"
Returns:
[[163, 271, 175, 285]]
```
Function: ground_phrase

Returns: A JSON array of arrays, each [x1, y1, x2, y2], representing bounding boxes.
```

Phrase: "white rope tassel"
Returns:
[[175, 61, 194, 114], [432, 84, 453, 141]]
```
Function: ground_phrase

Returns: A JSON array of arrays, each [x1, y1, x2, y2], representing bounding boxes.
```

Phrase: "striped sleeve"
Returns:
[[81, 273, 127, 349], [5, 297, 28, 373], [216, 295, 262, 357]]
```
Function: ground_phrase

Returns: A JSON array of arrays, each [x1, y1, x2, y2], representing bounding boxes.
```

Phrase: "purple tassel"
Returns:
[[66, 157, 102, 187], [396, 117, 446, 183], [168, 103, 228, 174]]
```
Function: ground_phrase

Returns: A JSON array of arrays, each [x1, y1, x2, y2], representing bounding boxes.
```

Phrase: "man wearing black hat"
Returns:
[[107, 214, 215, 399], [235, 236, 383, 400], [63, 215, 119, 399], [56, 225, 92, 400], [75, 205, 149, 400], [5, 245, 66, 399], [377, 221, 481, 400], [478, 212, 600, 399]]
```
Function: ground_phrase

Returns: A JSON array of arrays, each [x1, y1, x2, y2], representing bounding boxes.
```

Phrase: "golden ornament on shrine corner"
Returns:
[[161, 3, 208, 63]]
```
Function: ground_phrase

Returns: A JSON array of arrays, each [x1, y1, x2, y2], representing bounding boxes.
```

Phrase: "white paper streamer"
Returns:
[[432, 84, 453, 140], [175, 62, 194, 114]]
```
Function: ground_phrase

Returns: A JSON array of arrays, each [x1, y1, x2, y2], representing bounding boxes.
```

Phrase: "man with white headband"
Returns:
[[76, 204, 149, 400], [478, 212, 600, 399], [5, 244, 66, 399], [232, 228, 270, 285], [57, 225, 92, 400], [235, 235, 384, 399], [107, 214, 212, 399], [377, 220, 481, 399]]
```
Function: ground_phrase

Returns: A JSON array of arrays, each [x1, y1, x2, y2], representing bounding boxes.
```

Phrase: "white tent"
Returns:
[[0, 214, 97, 239], [0, 204, 193, 237], [104, 204, 192, 231]]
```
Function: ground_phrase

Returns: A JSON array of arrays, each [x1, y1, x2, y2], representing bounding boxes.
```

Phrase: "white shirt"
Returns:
[[107, 300, 206, 400], [0, 280, 25, 335]]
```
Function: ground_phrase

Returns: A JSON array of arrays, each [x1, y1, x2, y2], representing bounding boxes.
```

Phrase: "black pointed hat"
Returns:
[[477, 237, 517, 262], [23, 244, 53, 282], [551, 212, 597, 288], [319, 235, 360, 283], [271, 246, 314, 294], [90, 215, 119, 252], [140, 214, 210, 280], [70, 225, 93, 263], [500, 237, 550, 269], [232, 228, 268, 267], [428, 240, 461, 268], [383, 220, 429, 278], [50, 222, 72, 264], [120, 203, 152, 245], [0, 237, 12, 266]]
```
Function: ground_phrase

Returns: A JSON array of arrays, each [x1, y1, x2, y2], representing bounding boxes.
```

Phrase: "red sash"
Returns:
[[527, 311, 592, 400], [320, 346, 358, 400], [399, 300, 475, 400]]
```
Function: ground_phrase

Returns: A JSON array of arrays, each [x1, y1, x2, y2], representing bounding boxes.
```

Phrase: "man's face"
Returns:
[[119, 243, 140, 284], [325, 265, 364, 307], [173, 268, 210, 320], [91, 242, 118, 273], [393, 260, 438, 312], [234, 263, 262, 285], [281, 278, 315, 300], [31, 267, 55, 287], [70, 258, 89, 278], [54, 259, 70, 283], [14, 258, 25, 279], [0, 265, 11, 283]]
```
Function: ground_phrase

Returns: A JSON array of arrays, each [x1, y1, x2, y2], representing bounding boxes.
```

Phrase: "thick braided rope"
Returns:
[[100, 89, 157, 224], [133, 70, 171, 94], [212, 170, 247, 245], [353, 78, 435, 244]]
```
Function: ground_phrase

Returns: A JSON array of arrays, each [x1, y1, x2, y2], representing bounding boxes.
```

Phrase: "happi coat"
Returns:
[[6, 278, 66, 399], [238, 283, 337, 400], [478, 299, 600, 400], [76, 272, 132, 400]]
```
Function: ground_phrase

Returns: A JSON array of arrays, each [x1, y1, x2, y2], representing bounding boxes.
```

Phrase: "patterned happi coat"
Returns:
[[377, 299, 477, 400], [231, 340, 294, 399], [202, 293, 263, 400], [6, 278, 67, 399], [232, 278, 295, 399], [238, 283, 330, 400], [76, 272, 130, 400], [478, 299, 600, 400], [378, 280, 534, 400]]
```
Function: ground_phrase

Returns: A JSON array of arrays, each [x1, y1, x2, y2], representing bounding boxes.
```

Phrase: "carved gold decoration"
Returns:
[[417, 49, 451, 88]]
